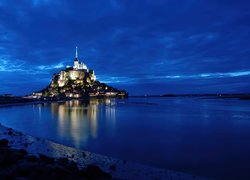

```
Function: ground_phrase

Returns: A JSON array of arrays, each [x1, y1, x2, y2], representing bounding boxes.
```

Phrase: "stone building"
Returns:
[[57, 47, 96, 87], [39, 47, 127, 98]]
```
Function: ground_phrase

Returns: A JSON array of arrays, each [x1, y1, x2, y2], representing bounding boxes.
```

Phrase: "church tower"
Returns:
[[73, 46, 88, 70], [74, 46, 79, 69]]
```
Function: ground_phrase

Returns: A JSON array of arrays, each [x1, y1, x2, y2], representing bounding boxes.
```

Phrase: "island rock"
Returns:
[[34, 47, 128, 99]]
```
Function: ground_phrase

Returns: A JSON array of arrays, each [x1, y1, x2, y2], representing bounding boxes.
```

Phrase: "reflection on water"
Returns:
[[48, 99, 116, 148], [1, 97, 250, 179]]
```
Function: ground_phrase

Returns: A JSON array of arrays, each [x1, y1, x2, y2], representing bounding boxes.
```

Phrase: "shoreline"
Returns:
[[0, 124, 205, 179], [0, 96, 128, 106], [0, 94, 249, 108], [0, 93, 250, 106]]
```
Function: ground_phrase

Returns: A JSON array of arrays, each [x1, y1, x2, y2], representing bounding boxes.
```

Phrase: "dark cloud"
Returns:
[[0, 0, 250, 95]]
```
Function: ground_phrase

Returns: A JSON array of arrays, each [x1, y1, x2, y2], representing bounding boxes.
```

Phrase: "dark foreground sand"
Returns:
[[0, 139, 112, 179], [0, 124, 206, 180]]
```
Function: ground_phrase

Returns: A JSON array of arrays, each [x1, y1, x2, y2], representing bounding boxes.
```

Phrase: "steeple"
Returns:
[[73, 46, 87, 70], [75, 46, 78, 59]]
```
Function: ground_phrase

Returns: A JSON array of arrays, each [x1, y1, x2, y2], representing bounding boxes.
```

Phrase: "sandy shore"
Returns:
[[0, 124, 206, 179]]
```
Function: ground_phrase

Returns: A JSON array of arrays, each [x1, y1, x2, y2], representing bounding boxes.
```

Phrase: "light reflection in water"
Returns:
[[50, 99, 116, 148], [105, 99, 116, 134]]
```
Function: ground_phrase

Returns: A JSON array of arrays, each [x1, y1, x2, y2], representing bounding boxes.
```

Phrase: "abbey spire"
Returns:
[[73, 46, 88, 70], [75, 46, 78, 59]]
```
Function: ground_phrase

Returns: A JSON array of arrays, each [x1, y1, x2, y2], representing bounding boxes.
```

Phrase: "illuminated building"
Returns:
[[38, 47, 128, 98], [57, 47, 96, 87]]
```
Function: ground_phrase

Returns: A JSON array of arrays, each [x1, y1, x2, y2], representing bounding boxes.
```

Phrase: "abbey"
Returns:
[[56, 47, 96, 87], [38, 47, 127, 98]]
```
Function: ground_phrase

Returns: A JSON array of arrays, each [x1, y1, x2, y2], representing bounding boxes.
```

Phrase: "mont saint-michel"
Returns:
[[33, 47, 128, 99]]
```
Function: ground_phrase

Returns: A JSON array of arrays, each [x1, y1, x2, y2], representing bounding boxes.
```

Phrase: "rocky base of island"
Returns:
[[0, 124, 206, 180]]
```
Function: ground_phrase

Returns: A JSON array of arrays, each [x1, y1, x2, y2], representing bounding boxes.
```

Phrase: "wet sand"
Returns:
[[0, 124, 205, 179]]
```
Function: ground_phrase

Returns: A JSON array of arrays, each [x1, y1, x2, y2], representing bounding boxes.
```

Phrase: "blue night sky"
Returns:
[[0, 0, 250, 95]]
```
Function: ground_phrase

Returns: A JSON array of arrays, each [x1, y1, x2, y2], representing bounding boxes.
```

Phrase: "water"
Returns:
[[0, 97, 250, 179]]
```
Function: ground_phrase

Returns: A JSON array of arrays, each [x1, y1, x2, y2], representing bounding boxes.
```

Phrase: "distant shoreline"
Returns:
[[0, 96, 126, 106], [129, 93, 250, 100], [0, 93, 249, 105]]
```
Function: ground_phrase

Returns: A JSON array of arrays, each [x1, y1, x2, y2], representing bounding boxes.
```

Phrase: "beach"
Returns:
[[0, 123, 204, 179]]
